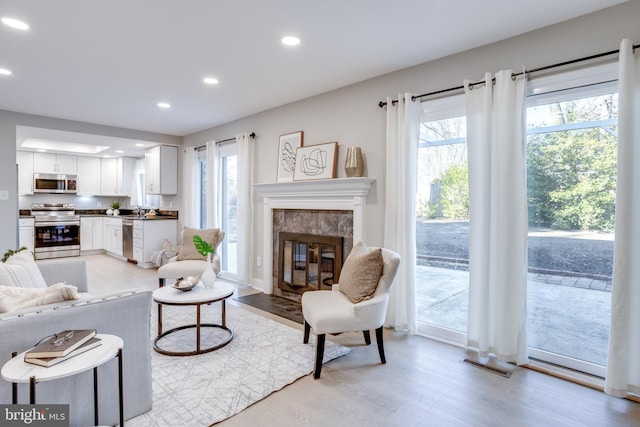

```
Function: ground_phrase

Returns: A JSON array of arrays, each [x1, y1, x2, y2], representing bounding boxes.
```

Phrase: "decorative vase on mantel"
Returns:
[[344, 146, 364, 177], [201, 253, 216, 289]]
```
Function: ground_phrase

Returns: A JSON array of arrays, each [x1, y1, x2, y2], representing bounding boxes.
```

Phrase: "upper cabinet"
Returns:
[[76, 157, 101, 195], [145, 145, 177, 195], [100, 157, 136, 196], [16, 151, 34, 195], [33, 153, 76, 175]]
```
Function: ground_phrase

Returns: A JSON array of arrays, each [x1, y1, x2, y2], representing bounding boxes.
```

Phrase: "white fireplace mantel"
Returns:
[[253, 177, 375, 294]]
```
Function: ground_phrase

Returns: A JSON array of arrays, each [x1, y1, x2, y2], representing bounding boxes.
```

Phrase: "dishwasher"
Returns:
[[122, 219, 134, 260]]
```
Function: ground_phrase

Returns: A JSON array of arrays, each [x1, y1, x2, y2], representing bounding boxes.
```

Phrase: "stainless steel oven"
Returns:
[[31, 203, 80, 259]]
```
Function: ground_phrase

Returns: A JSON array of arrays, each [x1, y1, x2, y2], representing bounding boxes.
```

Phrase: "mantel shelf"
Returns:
[[253, 177, 375, 199]]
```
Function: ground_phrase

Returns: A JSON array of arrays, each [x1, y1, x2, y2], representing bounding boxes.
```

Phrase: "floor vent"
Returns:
[[462, 358, 512, 378]]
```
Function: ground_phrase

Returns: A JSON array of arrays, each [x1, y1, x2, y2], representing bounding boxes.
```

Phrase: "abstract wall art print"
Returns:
[[277, 131, 304, 182], [293, 141, 338, 181]]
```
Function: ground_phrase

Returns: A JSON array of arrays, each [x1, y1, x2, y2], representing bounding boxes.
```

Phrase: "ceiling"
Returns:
[[0, 0, 627, 146]]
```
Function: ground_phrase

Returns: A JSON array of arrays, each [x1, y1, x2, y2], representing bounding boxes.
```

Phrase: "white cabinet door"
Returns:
[[92, 217, 104, 249], [117, 157, 136, 196], [56, 154, 77, 174], [80, 217, 93, 250], [145, 145, 177, 195], [100, 158, 118, 195], [16, 151, 34, 195], [18, 218, 35, 253], [103, 217, 122, 256], [33, 153, 76, 174], [77, 157, 102, 195]]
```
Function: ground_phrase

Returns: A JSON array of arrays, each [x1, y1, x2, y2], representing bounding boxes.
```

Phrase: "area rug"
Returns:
[[128, 303, 350, 426], [233, 293, 303, 324]]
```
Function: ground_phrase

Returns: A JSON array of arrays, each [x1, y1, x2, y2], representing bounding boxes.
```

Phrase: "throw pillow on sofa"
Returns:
[[0, 251, 47, 289], [0, 283, 78, 313]]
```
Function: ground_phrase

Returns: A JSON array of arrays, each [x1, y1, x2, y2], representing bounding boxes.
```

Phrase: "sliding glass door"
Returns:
[[525, 67, 618, 376], [416, 95, 469, 344]]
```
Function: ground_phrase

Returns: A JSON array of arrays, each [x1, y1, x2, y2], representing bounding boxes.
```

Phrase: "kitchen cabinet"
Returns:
[[18, 217, 35, 253], [76, 157, 102, 195], [133, 219, 177, 268], [100, 157, 136, 196], [17, 151, 34, 195], [103, 217, 123, 256], [145, 145, 177, 195], [33, 153, 76, 174], [80, 217, 104, 251]]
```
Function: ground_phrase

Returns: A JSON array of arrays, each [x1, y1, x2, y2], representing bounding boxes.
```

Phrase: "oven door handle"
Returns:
[[35, 221, 80, 227]]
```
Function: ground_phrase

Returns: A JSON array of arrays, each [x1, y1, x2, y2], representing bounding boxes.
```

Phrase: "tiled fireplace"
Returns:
[[254, 177, 375, 296]]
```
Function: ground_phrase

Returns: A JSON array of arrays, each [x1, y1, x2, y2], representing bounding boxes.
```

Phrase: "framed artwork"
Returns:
[[277, 131, 304, 182], [293, 142, 338, 181]]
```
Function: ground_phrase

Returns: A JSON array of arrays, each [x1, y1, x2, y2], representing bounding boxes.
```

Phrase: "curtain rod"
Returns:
[[195, 132, 256, 150], [378, 43, 639, 108]]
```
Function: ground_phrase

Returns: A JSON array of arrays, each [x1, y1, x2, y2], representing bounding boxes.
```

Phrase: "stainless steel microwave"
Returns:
[[33, 173, 78, 194]]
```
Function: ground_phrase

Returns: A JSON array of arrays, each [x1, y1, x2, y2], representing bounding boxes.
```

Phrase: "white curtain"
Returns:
[[236, 133, 254, 285], [465, 70, 529, 364], [605, 39, 640, 398], [383, 93, 420, 334], [205, 140, 219, 228], [182, 147, 199, 227]]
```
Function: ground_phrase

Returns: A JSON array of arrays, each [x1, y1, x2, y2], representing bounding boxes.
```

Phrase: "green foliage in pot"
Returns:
[[193, 235, 215, 257], [110, 200, 121, 210]]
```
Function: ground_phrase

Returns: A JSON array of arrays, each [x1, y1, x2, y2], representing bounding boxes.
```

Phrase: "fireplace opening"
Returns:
[[278, 232, 343, 295]]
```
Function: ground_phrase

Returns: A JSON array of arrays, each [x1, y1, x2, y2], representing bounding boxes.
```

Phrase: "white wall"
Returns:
[[182, 1, 640, 284]]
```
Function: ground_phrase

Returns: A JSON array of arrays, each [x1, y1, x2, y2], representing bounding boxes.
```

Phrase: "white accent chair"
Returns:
[[157, 230, 225, 287], [301, 247, 401, 379]]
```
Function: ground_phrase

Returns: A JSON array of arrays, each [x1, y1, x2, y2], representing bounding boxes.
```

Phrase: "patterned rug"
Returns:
[[128, 302, 350, 426]]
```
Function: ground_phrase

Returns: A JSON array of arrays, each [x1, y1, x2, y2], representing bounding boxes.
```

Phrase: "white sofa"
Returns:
[[0, 258, 153, 427]]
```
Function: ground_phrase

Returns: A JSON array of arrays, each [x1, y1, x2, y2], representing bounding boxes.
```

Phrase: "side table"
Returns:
[[1, 333, 124, 427]]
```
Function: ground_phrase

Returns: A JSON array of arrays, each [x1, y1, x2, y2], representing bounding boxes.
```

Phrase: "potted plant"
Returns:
[[110, 200, 121, 216]]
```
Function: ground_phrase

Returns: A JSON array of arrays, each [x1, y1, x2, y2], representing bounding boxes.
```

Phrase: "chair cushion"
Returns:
[[0, 251, 48, 289], [338, 242, 384, 303], [157, 259, 207, 280], [176, 227, 220, 261]]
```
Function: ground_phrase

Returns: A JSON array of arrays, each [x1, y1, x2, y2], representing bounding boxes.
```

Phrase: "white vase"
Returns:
[[201, 253, 216, 289]]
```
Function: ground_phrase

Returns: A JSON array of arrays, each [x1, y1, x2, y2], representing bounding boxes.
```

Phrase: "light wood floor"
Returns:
[[83, 254, 640, 427]]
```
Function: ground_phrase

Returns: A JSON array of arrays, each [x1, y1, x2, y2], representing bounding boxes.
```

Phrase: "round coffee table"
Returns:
[[152, 282, 234, 356]]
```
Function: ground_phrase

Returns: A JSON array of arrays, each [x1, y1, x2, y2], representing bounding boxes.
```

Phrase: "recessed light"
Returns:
[[157, 102, 171, 109], [203, 77, 219, 85], [0, 68, 13, 76], [1, 17, 29, 30], [115, 150, 124, 154], [281, 36, 300, 46], [135, 143, 145, 147]]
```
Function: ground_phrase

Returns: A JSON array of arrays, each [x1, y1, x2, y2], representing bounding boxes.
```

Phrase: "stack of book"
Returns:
[[24, 329, 102, 367]]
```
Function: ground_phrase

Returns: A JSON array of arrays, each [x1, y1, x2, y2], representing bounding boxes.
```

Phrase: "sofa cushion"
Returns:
[[0, 283, 78, 313], [177, 227, 220, 261], [337, 242, 384, 303], [0, 251, 47, 289]]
